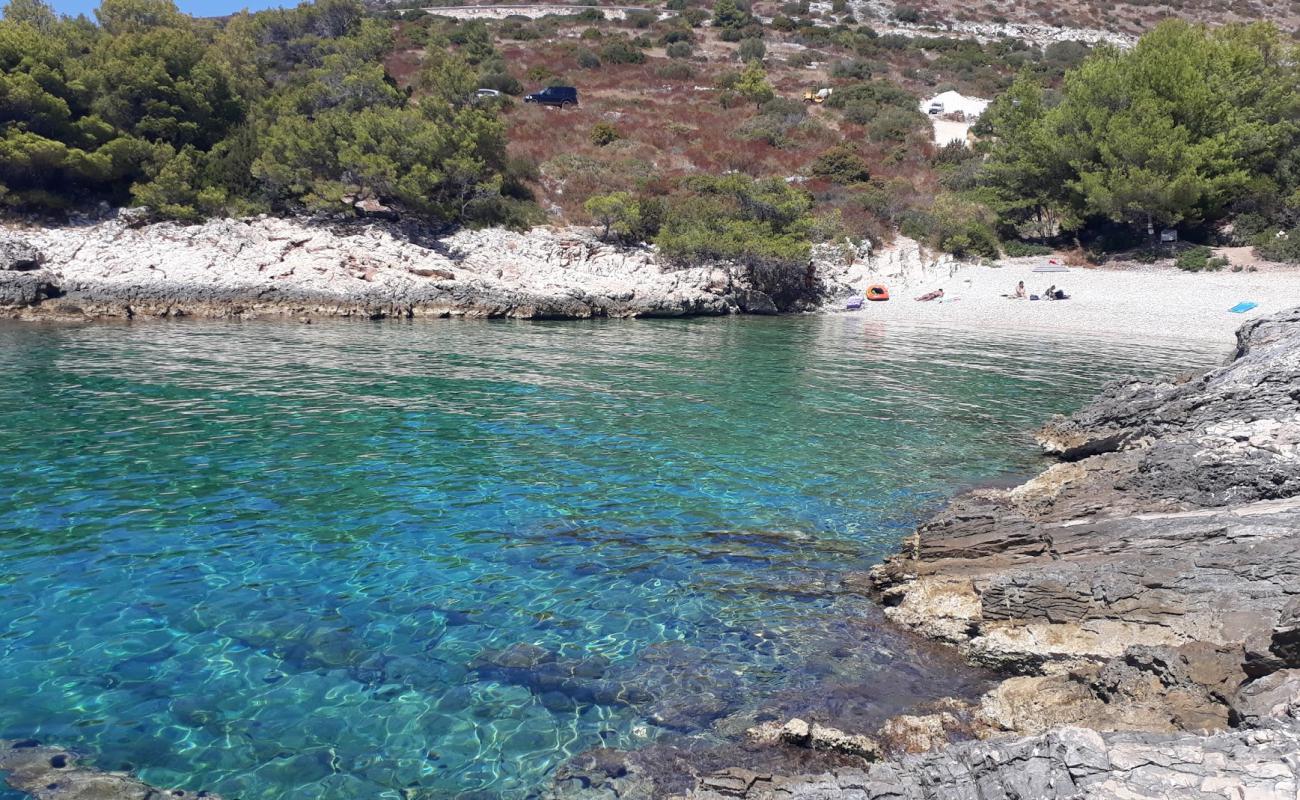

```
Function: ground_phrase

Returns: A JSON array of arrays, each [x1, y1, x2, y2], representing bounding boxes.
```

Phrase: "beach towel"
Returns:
[[1228, 301, 1258, 314]]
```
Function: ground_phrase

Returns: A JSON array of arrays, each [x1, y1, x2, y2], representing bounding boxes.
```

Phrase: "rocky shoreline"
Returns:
[[547, 307, 1300, 798], [0, 215, 950, 322]]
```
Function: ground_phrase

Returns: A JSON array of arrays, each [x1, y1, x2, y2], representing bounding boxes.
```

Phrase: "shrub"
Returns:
[[1175, 245, 1229, 271], [683, 8, 710, 26], [655, 174, 816, 307], [737, 37, 766, 62], [810, 145, 871, 184], [584, 192, 666, 243], [666, 41, 694, 58], [1001, 240, 1054, 257], [906, 194, 1000, 258], [577, 49, 602, 69], [626, 10, 656, 28], [1253, 229, 1300, 263], [601, 38, 647, 64], [585, 191, 638, 239], [868, 107, 925, 142], [655, 61, 695, 80], [830, 58, 873, 79], [824, 80, 918, 125], [738, 99, 807, 146], [590, 122, 623, 147], [713, 0, 755, 31], [478, 72, 523, 95], [892, 5, 921, 22]]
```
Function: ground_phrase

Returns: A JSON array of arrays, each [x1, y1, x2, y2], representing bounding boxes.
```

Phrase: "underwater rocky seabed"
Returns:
[[0, 316, 1227, 800]]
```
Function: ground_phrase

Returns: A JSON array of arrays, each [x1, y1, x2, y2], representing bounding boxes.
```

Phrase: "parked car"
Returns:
[[927, 101, 944, 115], [475, 88, 501, 99], [524, 86, 578, 108]]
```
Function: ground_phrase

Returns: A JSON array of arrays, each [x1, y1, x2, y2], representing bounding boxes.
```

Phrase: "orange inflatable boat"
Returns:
[[866, 284, 890, 301]]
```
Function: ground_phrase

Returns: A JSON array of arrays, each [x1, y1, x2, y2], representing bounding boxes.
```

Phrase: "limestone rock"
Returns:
[[1, 218, 773, 319]]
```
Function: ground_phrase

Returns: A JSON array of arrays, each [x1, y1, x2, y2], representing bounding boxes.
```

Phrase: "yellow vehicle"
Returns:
[[803, 87, 833, 104]]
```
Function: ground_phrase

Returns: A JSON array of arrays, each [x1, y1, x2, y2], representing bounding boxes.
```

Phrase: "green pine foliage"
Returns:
[[980, 21, 1300, 246], [655, 174, 816, 305], [0, 0, 517, 224]]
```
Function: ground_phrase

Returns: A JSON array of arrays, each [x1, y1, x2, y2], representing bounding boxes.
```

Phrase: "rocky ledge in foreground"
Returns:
[[0, 738, 225, 800], [551, 308, 1300, 798]]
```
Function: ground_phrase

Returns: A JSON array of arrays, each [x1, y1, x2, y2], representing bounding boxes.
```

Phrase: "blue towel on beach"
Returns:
[[1228, 301, 1258, 314]]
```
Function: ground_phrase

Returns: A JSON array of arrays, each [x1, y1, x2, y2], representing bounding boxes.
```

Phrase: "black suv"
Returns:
[[524, 86, 578, 108]]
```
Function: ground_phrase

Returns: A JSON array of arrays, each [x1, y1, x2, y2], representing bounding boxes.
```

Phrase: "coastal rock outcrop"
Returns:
[[686, 723, 1300, 799], [870, 307, 1300, 695], [1, 216, 756, 320], [2, 215, 961, 320]]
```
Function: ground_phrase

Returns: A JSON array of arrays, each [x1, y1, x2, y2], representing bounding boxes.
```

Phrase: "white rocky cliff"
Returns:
[[0, 216, 950, 320]]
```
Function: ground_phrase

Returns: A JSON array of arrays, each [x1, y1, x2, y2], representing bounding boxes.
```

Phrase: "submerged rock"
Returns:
[[0, 739, 224, 800]]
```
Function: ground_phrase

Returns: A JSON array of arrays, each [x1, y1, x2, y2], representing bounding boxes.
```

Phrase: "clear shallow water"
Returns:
[[0, 317, 1221, 799]]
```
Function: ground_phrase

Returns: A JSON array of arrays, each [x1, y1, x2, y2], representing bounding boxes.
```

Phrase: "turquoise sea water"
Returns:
[[0, 317, 1221, 799]]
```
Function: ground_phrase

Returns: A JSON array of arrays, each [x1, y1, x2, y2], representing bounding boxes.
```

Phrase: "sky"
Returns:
[[46, 0, 292, 18]]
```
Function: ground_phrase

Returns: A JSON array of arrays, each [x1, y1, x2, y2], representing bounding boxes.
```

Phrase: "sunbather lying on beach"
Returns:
[[915, 288, 944, 302]]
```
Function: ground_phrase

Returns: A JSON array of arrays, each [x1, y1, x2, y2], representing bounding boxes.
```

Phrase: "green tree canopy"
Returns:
[[981, 21, 1300, 239], [0, 0, 518, 224]]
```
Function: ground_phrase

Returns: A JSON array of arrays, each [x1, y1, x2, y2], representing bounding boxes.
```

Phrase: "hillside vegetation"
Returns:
[[2, 0, 1299, 281]]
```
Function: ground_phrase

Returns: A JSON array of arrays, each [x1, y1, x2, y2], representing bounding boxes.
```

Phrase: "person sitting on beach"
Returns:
[[915, 288, 944, 302], [1012, 281, 1026, 299], [1044, 285, 1056, 300]]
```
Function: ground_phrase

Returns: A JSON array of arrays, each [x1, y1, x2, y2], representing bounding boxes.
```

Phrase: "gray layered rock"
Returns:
[[687, 724, 1300, 799], [0, 235, 44, 271], [0, 269, 61, 306], [871, 309, 1300, 687], [0, 739, 224, 799]]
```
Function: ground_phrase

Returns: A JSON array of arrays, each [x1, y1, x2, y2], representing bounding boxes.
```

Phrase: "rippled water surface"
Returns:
[[0, 317, 1222, 798]]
